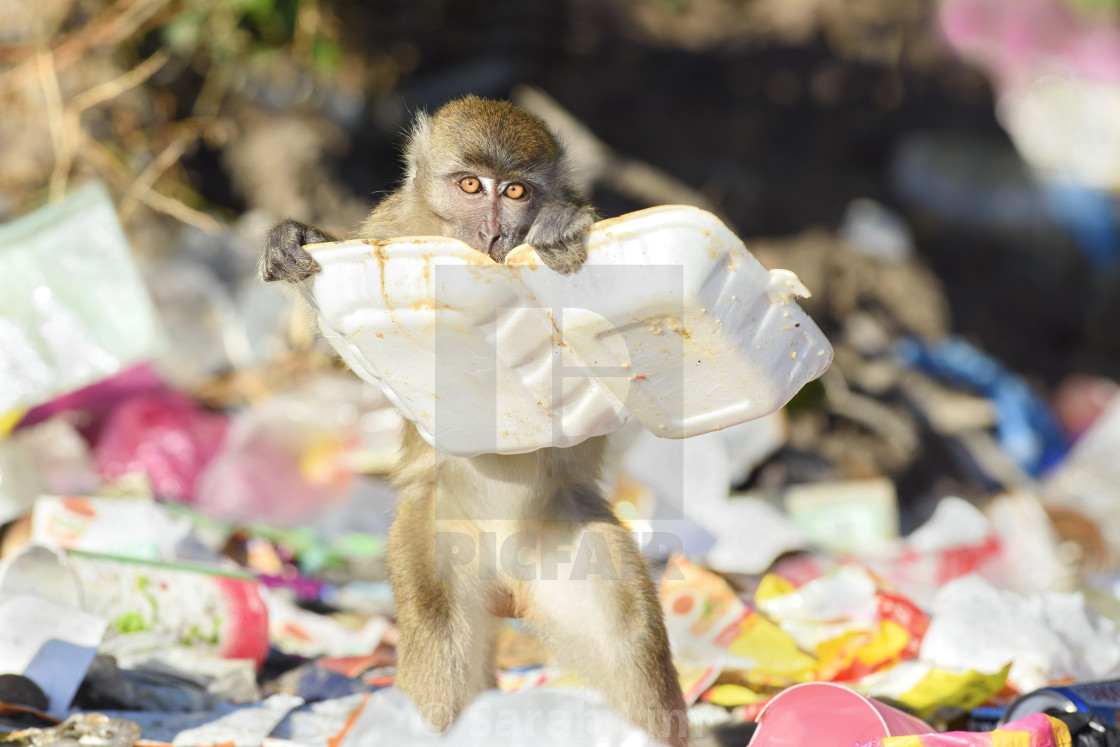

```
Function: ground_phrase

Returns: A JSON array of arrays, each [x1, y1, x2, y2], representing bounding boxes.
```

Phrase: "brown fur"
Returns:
[[389, 424, 688, 746], [262, 96, 688, 745]]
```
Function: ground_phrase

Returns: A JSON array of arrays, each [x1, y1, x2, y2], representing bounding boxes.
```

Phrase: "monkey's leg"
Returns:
[[261, 219, 336, 284], [529, 521, 689, 747], [388, 493, 498, 731]]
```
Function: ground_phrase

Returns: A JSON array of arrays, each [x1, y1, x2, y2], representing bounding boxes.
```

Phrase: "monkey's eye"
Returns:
[[504, 183, 527, 200], [458, 177, 481, 194]]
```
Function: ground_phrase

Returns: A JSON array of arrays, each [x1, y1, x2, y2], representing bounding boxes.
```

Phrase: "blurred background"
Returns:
[[4, 0, 1120, 742], [5, 0, 1119, 510]]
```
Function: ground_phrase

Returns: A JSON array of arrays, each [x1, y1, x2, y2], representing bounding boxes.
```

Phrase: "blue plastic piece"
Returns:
[[1044, 181, 1120, 273], [894, 336, 1068, 476]]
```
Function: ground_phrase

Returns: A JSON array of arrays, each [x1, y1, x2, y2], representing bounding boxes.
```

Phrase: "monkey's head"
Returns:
[[405, 95, 567, 263]]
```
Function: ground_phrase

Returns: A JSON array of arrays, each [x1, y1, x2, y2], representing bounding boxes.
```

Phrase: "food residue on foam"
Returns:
[[665, 317, 691, 339], [409, 299, 455, 311], [649, 316, 691, 339], [373, 250, 389, 308], [791, 352, 798, 360]]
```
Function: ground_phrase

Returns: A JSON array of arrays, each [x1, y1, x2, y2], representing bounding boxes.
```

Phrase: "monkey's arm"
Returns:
[[261, 219, 337, 284], [525, 198, 598, 275]]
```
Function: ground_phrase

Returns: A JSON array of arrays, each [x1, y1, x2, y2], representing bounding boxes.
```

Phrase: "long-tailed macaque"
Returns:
[[262, 96, 688, 746]]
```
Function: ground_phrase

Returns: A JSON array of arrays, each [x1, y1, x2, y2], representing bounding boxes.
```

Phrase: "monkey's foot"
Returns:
[[526, 202, 596, 275], [261, 219, 336, 283], [534, 243, 588, 275]]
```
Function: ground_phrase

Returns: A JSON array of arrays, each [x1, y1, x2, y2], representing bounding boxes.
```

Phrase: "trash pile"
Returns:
[[0, 170, 1118, 747], [3, 0, 1120, 746]]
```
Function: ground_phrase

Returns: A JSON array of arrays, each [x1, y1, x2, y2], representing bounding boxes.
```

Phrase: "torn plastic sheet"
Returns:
[[96, 689, 665, 747], [0, 594, 107, 717], [336, 688, 667, 747], [96, 693, 306, 746]]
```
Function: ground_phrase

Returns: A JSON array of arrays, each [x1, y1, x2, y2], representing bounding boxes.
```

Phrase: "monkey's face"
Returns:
[[441, 173, 539, 263]]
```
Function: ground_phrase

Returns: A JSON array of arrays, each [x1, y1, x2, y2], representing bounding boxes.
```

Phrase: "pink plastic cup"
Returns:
[[748, 682, 933, 747]]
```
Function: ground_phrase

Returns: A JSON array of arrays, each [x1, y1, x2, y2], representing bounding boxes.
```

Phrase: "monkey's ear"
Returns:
[[403, 111, 434, 184]]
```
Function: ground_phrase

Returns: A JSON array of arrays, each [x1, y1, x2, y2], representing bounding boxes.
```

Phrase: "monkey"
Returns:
[[262, 96, 689, 747], [262, 95, 595, 281]]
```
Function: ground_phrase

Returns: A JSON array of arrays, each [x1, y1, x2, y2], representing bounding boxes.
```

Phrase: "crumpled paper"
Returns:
[[917, 574, 1120, 693]]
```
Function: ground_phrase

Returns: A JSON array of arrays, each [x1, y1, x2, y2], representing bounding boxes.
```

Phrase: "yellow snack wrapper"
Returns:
[[705, 683, 762, 707], [677, 664, 721, 704], [731, 611, 818, 688], [817, 619, 914, 682], [757, 565, 927, 683], [661, 555, 818, 696], [0, 409, 24, 438], [863, 660, 1010, 718]]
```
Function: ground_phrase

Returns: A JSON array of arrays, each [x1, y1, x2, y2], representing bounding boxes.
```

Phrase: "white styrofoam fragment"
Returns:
[[303, 206, 832, 456]]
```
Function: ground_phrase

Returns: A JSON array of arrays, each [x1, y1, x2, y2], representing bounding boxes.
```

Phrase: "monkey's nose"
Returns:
[[486, 233, 502, 257]]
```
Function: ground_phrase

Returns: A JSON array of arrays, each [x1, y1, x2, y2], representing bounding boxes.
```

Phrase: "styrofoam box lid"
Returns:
[[301, 205, 833, 456]]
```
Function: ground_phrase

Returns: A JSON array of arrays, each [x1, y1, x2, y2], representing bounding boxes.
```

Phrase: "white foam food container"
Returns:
[[300, 205, 832, 456]]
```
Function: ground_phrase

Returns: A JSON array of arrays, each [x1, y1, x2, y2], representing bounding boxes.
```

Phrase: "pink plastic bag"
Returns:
[[18, 364, 164, 440], [93, 390, 228, 502], [852, 712, 1071, 747]]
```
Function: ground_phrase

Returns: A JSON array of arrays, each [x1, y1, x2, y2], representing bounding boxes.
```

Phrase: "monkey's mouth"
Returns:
[[486, 242, 511, 264], [462, 232, 513, 263]]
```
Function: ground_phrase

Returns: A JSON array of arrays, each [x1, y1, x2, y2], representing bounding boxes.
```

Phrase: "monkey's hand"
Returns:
[[261, 220, 337, 284], [525, 202, 597, 275]]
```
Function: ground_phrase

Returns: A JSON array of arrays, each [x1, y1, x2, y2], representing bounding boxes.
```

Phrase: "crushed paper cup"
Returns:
[[301, 206, 832, 456], [748, 682, 933, 747], [0, 545, 269, 667], [31, 495, 197, 560]]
